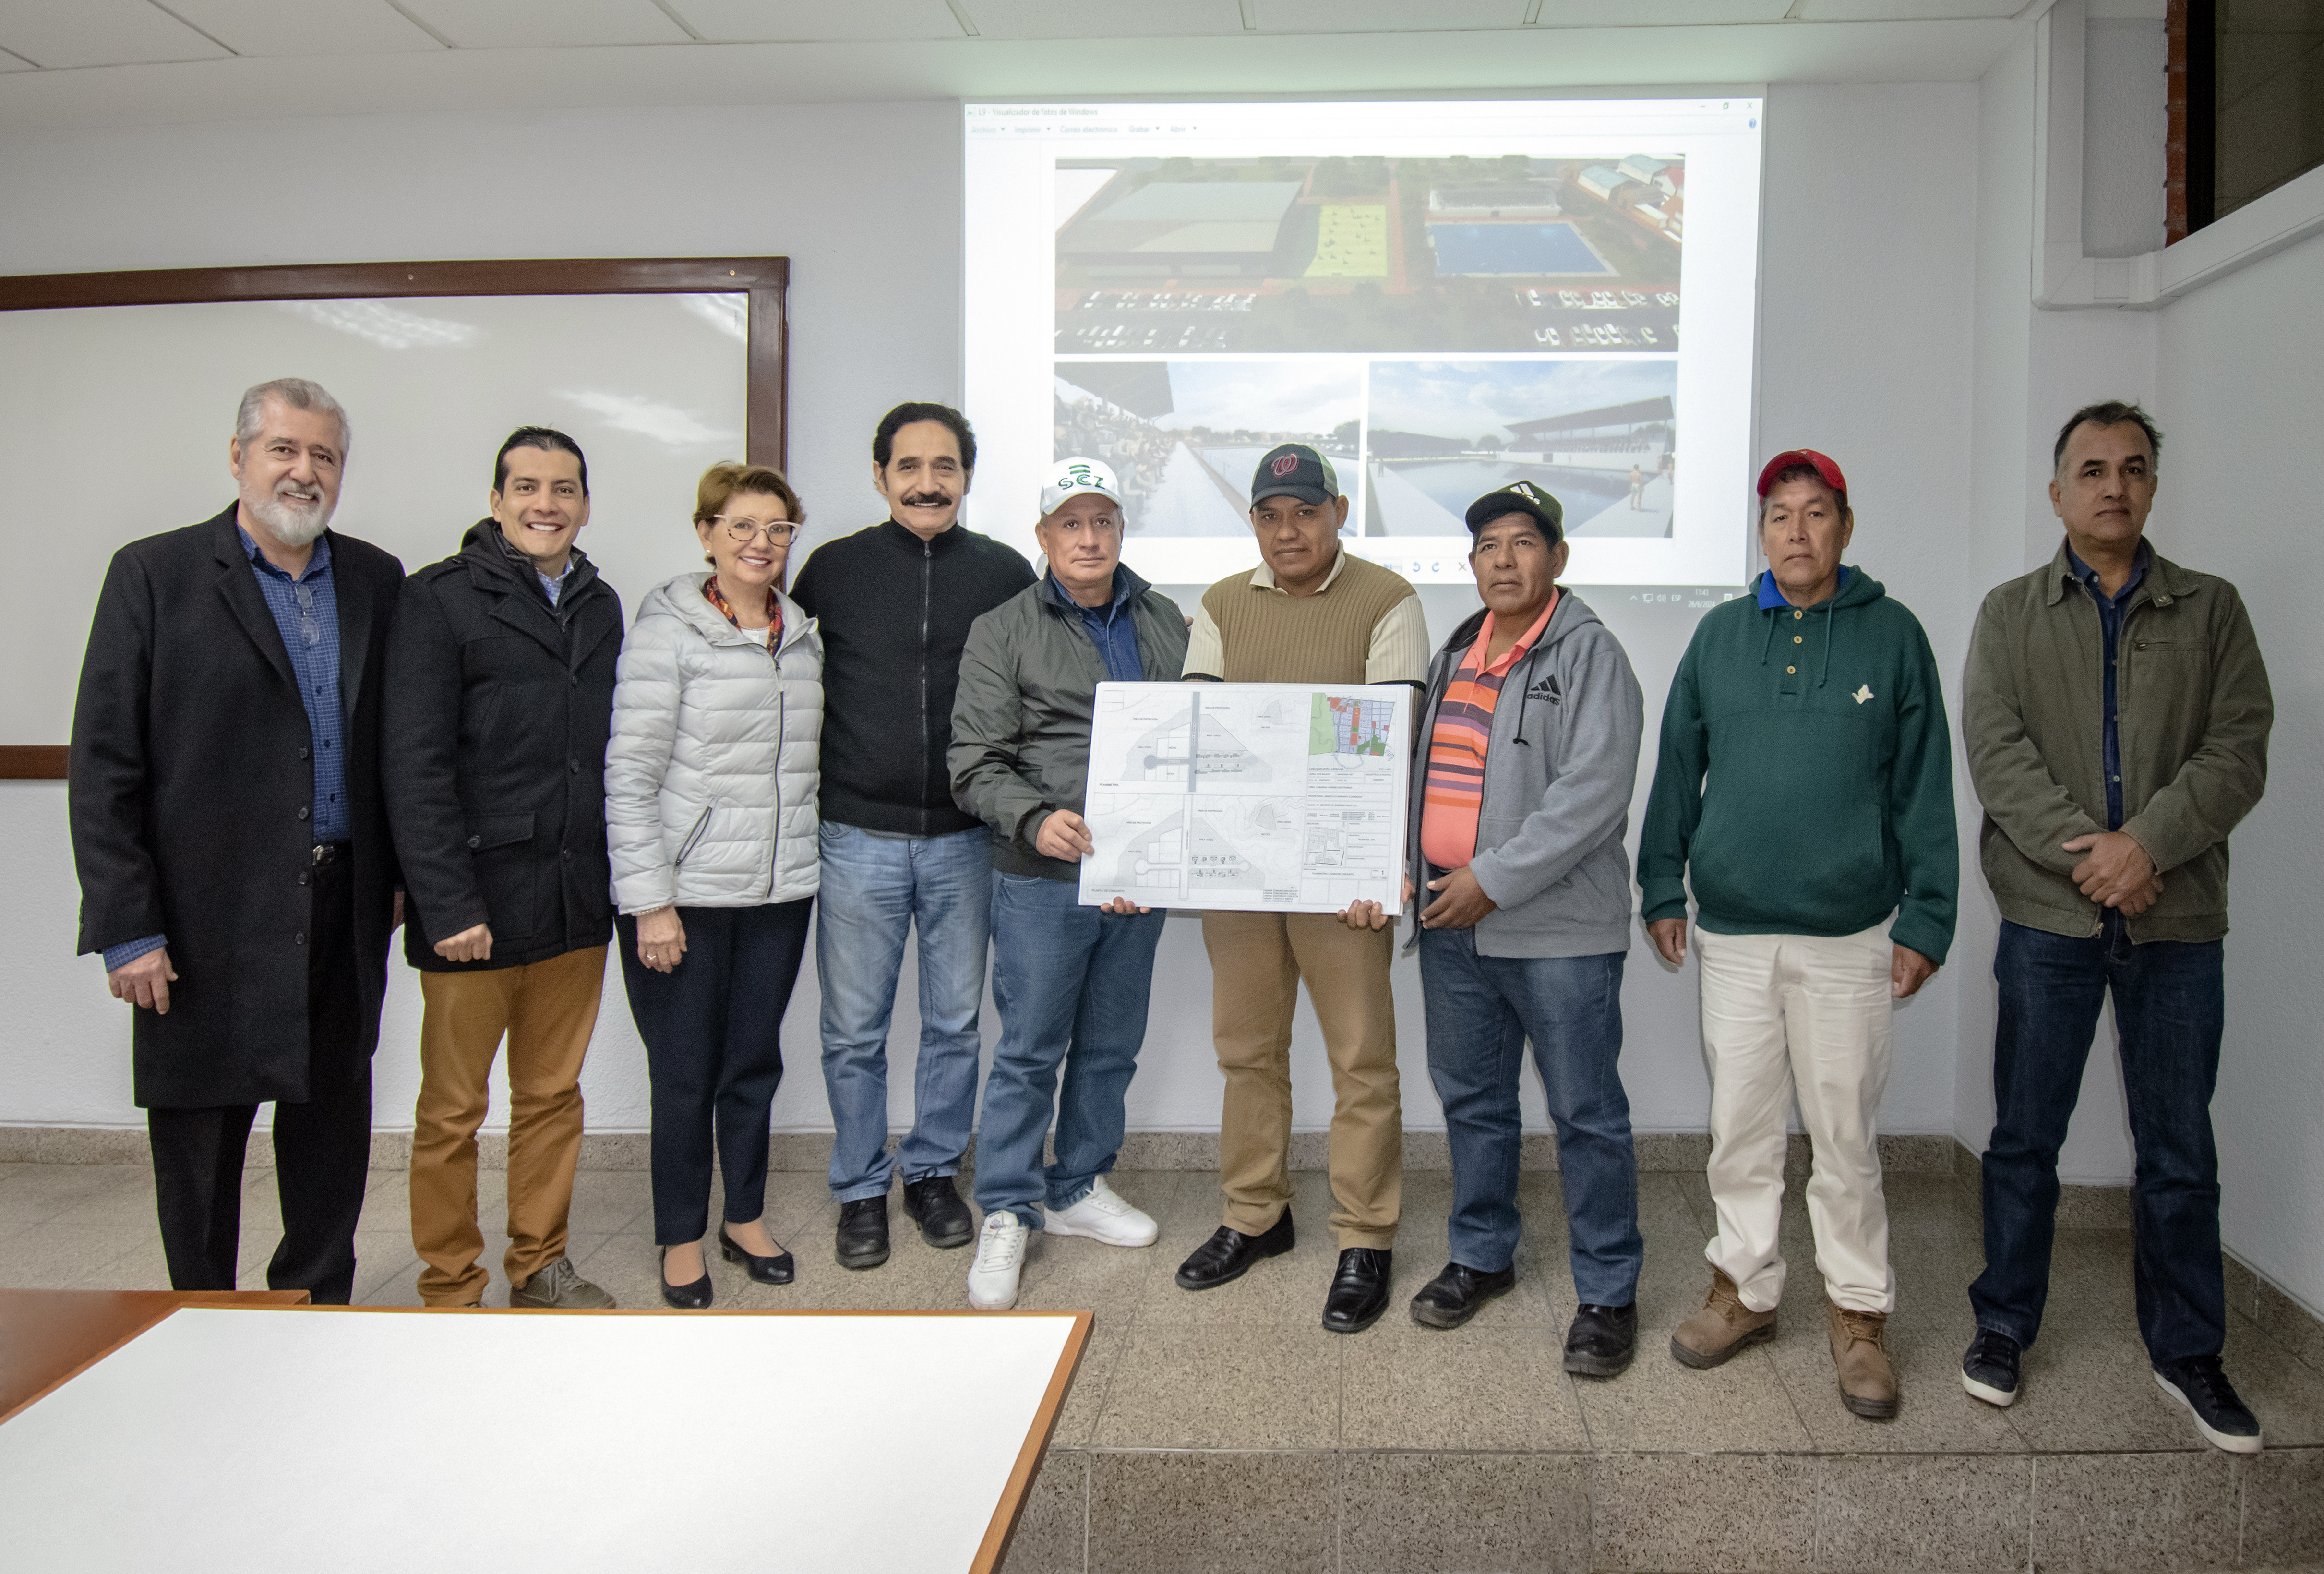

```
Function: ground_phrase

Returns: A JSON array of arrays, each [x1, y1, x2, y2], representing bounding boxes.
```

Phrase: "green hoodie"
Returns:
[[1638, 567, 1958, 963]]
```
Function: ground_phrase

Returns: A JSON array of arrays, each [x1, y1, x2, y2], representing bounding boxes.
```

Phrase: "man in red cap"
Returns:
[[1638, 448, 1957, 1420]]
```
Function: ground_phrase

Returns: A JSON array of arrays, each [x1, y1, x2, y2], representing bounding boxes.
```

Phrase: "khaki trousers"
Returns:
[[1695, 923, 1896, 1315], [1202, 911, 1401, 1250], [410, 945, 606, 1305]]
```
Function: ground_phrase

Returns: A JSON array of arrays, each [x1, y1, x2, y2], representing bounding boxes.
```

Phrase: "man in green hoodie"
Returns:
[[1639, 448, 1957, 1421]]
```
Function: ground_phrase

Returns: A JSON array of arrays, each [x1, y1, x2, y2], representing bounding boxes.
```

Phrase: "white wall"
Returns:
[[2150, 230, 2324, 1318], [0, 83, 1991, 1147]]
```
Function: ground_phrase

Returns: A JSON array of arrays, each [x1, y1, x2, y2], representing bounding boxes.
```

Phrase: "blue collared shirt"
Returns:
[[538, 560, 575, 605], [2065, 541, 2151, 830], [1050, 569, 1144, 683], [1755, 565, 1850, 610], [104, 525, 351, 973]]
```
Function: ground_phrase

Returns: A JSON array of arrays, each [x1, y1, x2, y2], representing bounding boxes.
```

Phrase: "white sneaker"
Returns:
[[1042, 1177, 1159, 1248], [967, 1213, 1029, 1310]]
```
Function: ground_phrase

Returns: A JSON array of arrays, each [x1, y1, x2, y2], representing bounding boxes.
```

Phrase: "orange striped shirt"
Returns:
[[1420, 591, 1559, 871]]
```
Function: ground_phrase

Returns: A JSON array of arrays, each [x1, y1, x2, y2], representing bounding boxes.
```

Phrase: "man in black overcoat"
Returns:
[[69, 377, 404, 1304]]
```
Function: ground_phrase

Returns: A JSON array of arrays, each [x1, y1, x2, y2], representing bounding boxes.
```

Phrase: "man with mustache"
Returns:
[[1960, 403, 2272, 1453], [1639, 448, 1956, 1421], [791, 403, 1034, 1269], [70, 379, 406, 1303], [948, 458, 1188, 1310], [383, 428, 624, 1310]]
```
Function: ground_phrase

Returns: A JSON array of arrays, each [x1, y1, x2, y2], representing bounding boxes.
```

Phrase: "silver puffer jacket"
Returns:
[[605, 573, 822, 913]]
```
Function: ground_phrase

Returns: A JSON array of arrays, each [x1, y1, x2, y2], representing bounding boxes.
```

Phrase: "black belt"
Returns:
[[311, 841, 353, 865]]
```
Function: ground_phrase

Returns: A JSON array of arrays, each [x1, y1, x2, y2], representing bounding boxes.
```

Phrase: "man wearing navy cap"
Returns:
[[1639, 448, 1957, 1419], [1381, 481, 1649, 1371], [1175, 443, 1428, 1334]]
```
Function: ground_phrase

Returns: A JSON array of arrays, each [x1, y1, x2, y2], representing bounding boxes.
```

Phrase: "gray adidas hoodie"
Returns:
[[1403, 590, 1644, 959]]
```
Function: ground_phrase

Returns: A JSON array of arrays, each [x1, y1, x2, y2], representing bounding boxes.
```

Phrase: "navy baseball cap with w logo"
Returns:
[[1250, 443, 1340, 507], [1464, 479, 1565, 543]]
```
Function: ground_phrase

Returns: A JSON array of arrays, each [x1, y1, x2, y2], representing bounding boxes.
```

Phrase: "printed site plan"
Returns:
[[1078, 682, 1413, 914]]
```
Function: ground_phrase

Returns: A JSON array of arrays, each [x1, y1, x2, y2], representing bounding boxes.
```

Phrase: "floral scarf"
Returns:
[[702, 574, 782, 647]]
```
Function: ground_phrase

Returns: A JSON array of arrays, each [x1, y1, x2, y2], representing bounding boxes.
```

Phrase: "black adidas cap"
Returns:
[[1250, 443, 1341, 507], [1464, 480, 1564, 543]]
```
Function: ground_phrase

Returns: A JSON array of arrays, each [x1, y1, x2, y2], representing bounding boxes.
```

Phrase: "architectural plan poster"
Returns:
[[1078, 682, 1412, 914]]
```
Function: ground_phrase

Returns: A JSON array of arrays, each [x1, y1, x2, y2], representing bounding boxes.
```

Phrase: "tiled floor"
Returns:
[[2, 1155, 2319, 1573]]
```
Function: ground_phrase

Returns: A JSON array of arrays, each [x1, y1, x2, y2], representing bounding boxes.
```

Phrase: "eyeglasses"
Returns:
[[718, 518, 797, 544]]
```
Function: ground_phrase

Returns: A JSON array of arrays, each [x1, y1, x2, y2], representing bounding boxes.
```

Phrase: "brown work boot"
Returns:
[[1829, 1301, 1899, 1419], [1669, 1268, 1778, 1369]]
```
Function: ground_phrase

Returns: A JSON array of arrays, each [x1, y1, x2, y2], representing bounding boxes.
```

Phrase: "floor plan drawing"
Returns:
[[1080, 682, 1412, 913]]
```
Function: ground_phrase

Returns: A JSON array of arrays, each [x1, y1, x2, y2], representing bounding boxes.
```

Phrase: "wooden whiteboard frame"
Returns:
[[0, 256, 789, 778]]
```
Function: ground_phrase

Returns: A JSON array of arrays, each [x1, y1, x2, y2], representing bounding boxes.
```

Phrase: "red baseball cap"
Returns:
[[1756, 447, 1848, 499]]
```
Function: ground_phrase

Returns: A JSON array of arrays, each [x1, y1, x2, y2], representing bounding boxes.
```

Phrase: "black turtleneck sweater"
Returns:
[[790, 519, 1034, 837]]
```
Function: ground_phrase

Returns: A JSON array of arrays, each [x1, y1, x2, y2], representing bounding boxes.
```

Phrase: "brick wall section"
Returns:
[[2168, 0, 2192, 244]]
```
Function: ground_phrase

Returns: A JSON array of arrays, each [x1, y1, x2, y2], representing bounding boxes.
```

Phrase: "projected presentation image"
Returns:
[[1054, 154, 1681, 356], [1054, 360, 1362, 537], [1364, 360, 1676, 541]]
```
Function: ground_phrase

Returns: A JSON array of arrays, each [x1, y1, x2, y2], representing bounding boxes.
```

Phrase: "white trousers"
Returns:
[[1695, 922, 1896, 1315]]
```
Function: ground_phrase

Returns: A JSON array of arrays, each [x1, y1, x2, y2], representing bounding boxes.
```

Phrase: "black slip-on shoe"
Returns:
[[1960, 1328, 2021, 1407], [1174, 1212, 1295, 1291], [1409, 1262, 1518, 1330], [2155, 1356, 2263, 1454], [1564, 1302, 1639, 1377], [836, 1196, 891, 1270], [902, 1174, 975, 1250], [1322, 1247, 1394, 1334]]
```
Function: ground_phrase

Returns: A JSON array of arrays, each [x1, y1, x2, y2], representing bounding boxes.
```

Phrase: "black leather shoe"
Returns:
[[1174, 1211, 1295, 1290], [659, 1247, 713, 1310], [1322, 1248, 1394, 1334], [1961, 1328, 2021, 1407], [1564, 1302, 1639, 1377], [1409, 1261, 1518, 1330], [719, 1225, 795, 1286], [836, 1197, 890, 1270], [902, 1175, 975, 1250]]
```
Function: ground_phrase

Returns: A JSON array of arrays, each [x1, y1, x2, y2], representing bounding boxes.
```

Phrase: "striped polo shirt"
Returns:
[[1420, 590, 1559, 871]]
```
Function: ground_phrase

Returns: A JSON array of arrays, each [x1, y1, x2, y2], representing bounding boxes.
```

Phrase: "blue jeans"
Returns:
[[976, 873, 1166, 1230], [1419, 927, 1642, 1304], [816, 823, 994, 1202], [1970, 915, 2227, 1366]]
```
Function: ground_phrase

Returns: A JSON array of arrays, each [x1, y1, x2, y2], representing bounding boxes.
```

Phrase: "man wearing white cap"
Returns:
[[948, 458, 1190, 1309]]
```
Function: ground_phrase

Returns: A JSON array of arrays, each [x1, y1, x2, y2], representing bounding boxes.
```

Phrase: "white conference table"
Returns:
[[0, 1289, 1088, 1573]]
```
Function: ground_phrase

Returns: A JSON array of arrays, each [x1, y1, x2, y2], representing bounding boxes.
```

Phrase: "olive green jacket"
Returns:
[[1964, 541, 2271, 942]]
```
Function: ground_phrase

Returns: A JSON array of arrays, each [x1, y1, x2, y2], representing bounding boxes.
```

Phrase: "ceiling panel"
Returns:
[[666, 0, 967, 39], [1792, 0, 2025, 15], [165, 0, 447, 55], [395, 0, 692, 48], [0, 0, 231, 67], [1249, 0, 1526, 28], [958, 0, 1247, 39], [1529, 0, 1792, 21]]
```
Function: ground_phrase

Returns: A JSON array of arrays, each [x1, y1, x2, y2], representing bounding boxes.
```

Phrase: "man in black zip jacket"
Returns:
[[383, 428, 624, 1310], [791, 402, 1034, 1269]]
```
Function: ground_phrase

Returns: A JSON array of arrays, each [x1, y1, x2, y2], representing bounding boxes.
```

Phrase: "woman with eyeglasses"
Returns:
[[605, 461, 822, 1308]]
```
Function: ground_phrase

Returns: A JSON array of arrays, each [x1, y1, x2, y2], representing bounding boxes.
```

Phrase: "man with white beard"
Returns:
[[70, 379, 407, 1303]]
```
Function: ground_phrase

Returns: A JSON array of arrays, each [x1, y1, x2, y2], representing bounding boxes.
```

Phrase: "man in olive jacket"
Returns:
[[948, 458, 1188, 1311], [1961, 402, 2272, 1455], [383, 428, 624, 1310]]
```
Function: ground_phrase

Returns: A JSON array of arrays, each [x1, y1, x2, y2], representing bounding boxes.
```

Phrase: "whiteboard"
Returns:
[[0, 292, 750, 741], [0, 1306, 1079, 1574]]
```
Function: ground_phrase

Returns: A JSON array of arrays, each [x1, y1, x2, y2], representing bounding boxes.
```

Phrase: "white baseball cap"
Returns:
[[1040, 456, 1122, 520]]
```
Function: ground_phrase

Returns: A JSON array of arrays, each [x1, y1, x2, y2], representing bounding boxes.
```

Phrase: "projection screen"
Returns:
[[962, 96, 1764, 590]]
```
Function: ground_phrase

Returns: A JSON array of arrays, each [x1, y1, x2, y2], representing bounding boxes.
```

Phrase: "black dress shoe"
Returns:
[[1174, 1211, 1295, 1290], [659, 1247, 713, 1310], [836, 1197, 890, 1270], [719, 1226, 795, 1286], [1322, 1248, 1394, 1334], [1564, 1302, 1638, 1377], [1409, 1261, 1518, 1330], [902, 1175, 975, 1250]]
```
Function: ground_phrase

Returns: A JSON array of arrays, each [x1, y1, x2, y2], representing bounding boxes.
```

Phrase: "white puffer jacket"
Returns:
[[605, 574, 822, 913]]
